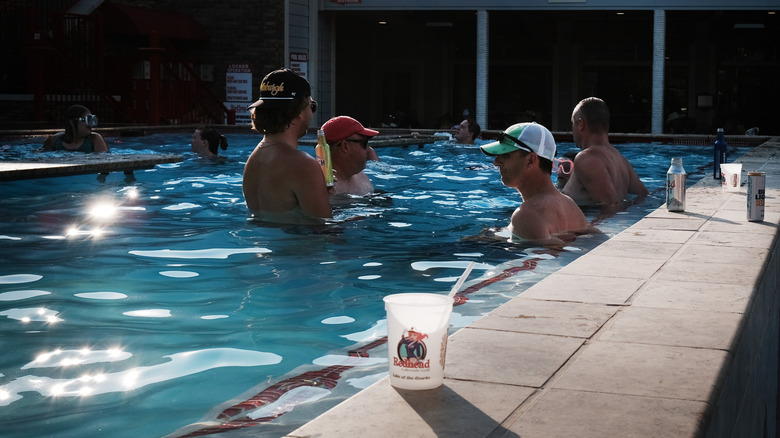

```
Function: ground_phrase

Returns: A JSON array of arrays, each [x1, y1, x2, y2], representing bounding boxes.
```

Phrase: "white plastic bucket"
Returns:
[[384, 293, 453, 390]]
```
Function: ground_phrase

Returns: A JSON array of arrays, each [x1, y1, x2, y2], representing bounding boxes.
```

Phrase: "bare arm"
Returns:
[[92, 133, 109, 152], [627, 165, 649, 196], [510, 205, 552, 241], [41, 137, 54, 151], [291, 157, 333, 219]]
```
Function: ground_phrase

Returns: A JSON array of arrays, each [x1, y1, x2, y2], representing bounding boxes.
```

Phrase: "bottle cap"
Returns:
[[671, 157, 683, 165], [717, 128, 724, 133]]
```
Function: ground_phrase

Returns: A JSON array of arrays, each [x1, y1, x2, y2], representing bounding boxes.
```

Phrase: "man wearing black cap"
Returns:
[[242, 68, 332, 223]]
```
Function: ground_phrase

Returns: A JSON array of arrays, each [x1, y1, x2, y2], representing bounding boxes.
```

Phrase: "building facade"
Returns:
[[1, 0, 777, 135]]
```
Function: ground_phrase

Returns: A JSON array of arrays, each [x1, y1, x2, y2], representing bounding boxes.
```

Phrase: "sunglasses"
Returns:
[[76, 114, 98, 128], [345, 137, 369, 149], [553, 157, 574, 175], [497, 131, 532, 153], [310, 100, 317, 113]]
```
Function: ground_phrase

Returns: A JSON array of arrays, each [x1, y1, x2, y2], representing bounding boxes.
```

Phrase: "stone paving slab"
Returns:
[[505, 389, 708, 437], [656, 259, 767, 285], [552, 341, 728, 400], [520, 273, 645, 305], [468, 297, 618, 338], [631, 279, 754, 313], [676, 243, 770, 265], [445, 328, 584, 387], [288, 378, 535, 438], [554, 253, 666, 279], [610, 228, 696, 244], [597, 306, 743, 349], [585, 239, 682, 260]]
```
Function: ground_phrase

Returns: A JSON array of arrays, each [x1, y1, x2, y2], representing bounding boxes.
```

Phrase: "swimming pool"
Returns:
[[0, 133, 729, 437]]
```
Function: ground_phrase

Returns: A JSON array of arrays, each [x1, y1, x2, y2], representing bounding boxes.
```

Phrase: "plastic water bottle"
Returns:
[[713, 128, 727, 179], [667, 157, 686, 212]]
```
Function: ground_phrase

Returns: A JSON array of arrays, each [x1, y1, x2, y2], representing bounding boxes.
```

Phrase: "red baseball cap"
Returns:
[[321, 116, 378, 144]]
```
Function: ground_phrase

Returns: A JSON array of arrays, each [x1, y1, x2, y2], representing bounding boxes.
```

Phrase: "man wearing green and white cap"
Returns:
[[481, 122, 588, 243]]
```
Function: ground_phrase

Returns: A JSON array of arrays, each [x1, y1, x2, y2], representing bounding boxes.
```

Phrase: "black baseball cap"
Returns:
[[248, 68, 311, 110]]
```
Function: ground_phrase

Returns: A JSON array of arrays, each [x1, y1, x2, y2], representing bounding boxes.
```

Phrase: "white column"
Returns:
[[652, 9, 666, 134], [476, 10, 488, 130]]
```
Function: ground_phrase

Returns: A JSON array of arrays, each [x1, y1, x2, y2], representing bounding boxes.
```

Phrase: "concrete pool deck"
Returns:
[[287, 137, 780, 437]]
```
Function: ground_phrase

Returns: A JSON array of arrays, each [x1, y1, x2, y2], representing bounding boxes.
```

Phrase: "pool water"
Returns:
[[0, 133, 728, 437]]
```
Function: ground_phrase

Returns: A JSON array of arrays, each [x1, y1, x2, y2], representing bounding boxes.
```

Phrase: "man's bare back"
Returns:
[[563, 97, 648, 206], [563, 143, 647, 205], [243, 139, 332, 223]]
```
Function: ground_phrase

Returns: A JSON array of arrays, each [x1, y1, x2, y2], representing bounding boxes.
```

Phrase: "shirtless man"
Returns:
[[321, 116, 379, 196], [562, 97, 648, 206], [242, 68, 332, 224], [481, 122, 588, 243]]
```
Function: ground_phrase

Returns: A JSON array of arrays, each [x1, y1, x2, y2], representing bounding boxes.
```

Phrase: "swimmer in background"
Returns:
[[476, 122, 588, 246], [562, 97, 648, 206], [453, 117, 481, 145], [321, 116, 379, 196], [41, 104, 108, 153], [242, 68, 332, 224], [191, 126, 228, 158]]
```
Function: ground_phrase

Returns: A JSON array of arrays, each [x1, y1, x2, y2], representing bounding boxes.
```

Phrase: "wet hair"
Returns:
[[63, 104, 90, 143], [197, 126, 228, 155], [539, 157, 553, 175], [250, 97, 310, 134], [517, 149, 553, 175], [467, 118, 481, 141], [574, 97, 610, 134]]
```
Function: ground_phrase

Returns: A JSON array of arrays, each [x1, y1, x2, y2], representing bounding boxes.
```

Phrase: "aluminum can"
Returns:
[[666, 158, 686, 212], [747, 171, 765, 222]]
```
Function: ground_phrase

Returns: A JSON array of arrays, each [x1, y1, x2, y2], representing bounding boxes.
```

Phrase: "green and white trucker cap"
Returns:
[[480, 122, 556, 162]]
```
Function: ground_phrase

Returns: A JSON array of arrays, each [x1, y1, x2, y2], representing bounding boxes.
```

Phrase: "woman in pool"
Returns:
[[41, 104, 108, 153], [191, 126, 229, 158]]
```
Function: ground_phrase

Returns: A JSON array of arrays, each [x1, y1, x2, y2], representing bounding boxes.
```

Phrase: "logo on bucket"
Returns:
[[394, 328, 430, 368]]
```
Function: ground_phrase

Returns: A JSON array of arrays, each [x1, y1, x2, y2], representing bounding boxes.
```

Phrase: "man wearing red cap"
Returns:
[[321, 116, 379, 196], [243, 68, 332, 223]]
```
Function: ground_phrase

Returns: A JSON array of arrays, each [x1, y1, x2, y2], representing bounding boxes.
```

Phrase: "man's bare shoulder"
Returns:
[[249, 143, 315, 166]]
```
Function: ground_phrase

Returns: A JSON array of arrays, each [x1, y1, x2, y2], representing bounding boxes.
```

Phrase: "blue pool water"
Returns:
[[0, 133, 726, 437]]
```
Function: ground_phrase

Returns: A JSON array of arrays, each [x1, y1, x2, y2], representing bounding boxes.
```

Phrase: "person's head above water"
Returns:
[[63, 104, 96, 142], [453, 118, 481, 144], [192, 126, 228, 157], [322, 116, 379, 195], [321, 116, 378, 145], [480, 122, 556, 172], [248, 68, 314, 134]]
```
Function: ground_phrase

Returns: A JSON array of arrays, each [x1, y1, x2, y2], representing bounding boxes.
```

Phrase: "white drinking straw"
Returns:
[[448, 261, 476, 300]]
